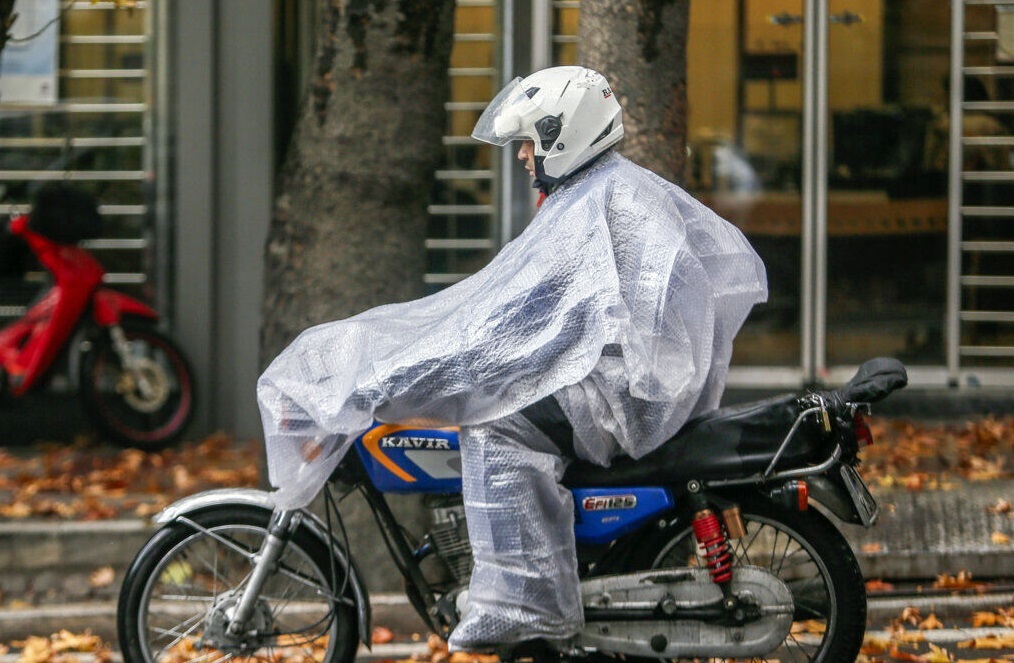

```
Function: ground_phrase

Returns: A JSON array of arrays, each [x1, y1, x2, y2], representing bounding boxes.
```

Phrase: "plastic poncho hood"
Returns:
[[258, 152, 767, 508]]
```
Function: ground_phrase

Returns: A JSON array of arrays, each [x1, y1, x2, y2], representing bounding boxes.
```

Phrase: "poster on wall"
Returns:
[[0, 0, 61, 104]]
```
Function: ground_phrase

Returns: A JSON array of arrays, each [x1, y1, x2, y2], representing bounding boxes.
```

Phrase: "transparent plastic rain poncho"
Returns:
[[258, 151, 768, 509]]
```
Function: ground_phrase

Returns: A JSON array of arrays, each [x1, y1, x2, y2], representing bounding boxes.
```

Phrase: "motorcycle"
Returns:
[[0, 185, 195, 449], [117, 357, 906, 662]]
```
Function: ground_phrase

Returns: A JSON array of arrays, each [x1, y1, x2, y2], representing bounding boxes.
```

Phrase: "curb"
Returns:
[[4, 591, 1013, 646], [0, 594, 430, 646]]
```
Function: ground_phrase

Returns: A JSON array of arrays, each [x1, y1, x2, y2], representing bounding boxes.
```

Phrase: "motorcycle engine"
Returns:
[[427, 497, 473, 585]]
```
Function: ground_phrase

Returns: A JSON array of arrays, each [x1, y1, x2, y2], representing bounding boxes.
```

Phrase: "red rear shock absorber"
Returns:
[[692, 509, 733, 584]]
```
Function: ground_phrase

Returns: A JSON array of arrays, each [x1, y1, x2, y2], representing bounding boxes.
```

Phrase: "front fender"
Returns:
[[92, 288, 160, 327], [155, 488, 373, 647]]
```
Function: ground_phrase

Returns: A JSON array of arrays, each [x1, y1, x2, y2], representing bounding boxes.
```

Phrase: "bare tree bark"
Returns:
[[0, 0, 17, 56], [259, 0, 455, 594], [578, 0, 690, 184], [261, 0, 455, 366]]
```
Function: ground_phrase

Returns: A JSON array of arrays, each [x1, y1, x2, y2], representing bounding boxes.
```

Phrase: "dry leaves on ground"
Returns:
[[859, 417, 1013, 491], [933, 571, 990, 592], [12, 631, 111, 663], [858, 601, 1014, 663], [0, 433, 259, 521]]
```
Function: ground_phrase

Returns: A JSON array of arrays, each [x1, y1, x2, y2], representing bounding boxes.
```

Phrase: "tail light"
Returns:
[[767, 480, 808, 511], [854, 410, 874, 446]]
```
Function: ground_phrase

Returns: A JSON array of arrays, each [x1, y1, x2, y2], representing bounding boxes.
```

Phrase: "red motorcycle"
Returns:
[[0, 185, 194, 449]]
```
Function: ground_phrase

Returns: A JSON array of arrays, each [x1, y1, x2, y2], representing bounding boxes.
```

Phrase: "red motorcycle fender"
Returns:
[[92, 288, 160, 327]]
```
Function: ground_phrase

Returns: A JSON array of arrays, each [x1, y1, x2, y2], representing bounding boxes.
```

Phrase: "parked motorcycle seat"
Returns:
[[562, 393, 825, 488]]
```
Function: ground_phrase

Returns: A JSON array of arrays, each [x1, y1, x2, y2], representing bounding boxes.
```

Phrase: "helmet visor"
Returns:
[[472, 77, 547, 146]]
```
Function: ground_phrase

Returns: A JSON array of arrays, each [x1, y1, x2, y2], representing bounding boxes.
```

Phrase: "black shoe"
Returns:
[[495, 638, 561, 663]]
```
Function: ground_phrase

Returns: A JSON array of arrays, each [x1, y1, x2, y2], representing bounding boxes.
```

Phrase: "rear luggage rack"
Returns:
[[702, 401, 840, 489]]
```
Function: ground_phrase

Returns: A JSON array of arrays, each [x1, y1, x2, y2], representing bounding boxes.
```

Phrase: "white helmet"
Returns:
[[472, 66, 624, 185]]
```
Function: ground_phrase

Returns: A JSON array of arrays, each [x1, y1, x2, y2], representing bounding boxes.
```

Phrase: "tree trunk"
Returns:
[[578, 0, 690, 184], [0, 0, 16, 56], [260, 0, 455, 594], [261, 0, 455, 366]]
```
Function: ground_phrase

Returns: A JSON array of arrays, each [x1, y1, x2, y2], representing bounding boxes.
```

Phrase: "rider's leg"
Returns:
[[448, 412, 582, 651]]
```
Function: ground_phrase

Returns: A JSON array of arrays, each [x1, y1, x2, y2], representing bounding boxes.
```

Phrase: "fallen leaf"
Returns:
[[990, 531, 1010, 545], [15, 636, 52, 663], [888, 644, 922, 661], [957, 633, 1014, 649], [900, 606, 922, 625], [866, 578, 895, 592], [861, 635, 890, 655], [372, 626, 394, 645], [862, 542, 884, 553], [89, 566, 115, 588], [790, 620, 827, 635], [428, 634, 449, 654], [921, 643, 954, 662], [985, 498, 1012, 515], [51, 629, 107, 654], [918, 613, 944, 630], [971, 611, 999, 628], [933, 571, 988, 591]]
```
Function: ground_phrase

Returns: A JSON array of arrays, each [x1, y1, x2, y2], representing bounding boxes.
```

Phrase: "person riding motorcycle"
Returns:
[[447, 65, 768, 652], [256, 66, 767, 655]]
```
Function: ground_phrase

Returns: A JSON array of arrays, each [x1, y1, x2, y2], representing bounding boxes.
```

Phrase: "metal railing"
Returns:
[[0, 1, 158, 323]]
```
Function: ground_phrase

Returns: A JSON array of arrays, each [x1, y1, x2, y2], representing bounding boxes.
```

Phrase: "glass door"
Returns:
[[687, 0, 808, 383], [823, 1, 950, 376]]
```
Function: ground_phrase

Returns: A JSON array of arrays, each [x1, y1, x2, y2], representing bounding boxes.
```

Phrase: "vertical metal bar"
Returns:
[[947, 0, 965, 382], [227, 510, 297, 634], [142, 3, 156, 312], [531, 0, 552, 71], [153, 0, 172, 329], [813, 0, 829, 380], [801, 0, 818, 382], [499, 0, 515, 247]]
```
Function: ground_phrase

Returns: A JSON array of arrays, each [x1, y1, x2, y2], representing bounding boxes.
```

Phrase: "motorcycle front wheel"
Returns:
[[118, 506, 360, 663], [79, 322, 194, 449], [628, 497, 866, 663]]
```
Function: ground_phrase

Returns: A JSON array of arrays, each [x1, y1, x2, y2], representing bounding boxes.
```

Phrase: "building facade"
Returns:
[[0, 0, 1010, 438]]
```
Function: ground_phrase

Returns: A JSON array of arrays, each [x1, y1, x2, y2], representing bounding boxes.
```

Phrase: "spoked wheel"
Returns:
[[80, 322, 194, 449], [631, 498, 866, 662], [118, 507, 359, 663]]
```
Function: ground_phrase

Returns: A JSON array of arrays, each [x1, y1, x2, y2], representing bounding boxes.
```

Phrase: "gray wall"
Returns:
[[172, 0, 274, 438]]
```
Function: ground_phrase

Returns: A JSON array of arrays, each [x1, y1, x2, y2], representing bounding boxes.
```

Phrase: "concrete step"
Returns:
[[0, 520, 155, 607], [837, 479, 1014, 580]]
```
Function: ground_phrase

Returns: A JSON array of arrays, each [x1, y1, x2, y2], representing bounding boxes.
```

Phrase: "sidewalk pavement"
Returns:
[[0, 478, 1011, 646]]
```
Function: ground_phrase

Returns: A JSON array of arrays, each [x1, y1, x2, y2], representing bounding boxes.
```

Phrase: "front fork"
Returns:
[[109, 324, 155, 400], [226, 510, 301, 637]]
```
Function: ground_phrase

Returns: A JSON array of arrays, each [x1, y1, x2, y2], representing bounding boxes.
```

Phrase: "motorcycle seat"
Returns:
[[562, 393, 824, 489]]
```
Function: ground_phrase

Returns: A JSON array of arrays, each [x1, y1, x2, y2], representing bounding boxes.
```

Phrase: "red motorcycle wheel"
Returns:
[[79, 322, 195, 449]]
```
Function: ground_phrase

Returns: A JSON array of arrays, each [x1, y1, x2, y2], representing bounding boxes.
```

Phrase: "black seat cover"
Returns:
[[562, 393, 823, 488], [560, 358, 906, 489], [835, 357, 908, 405]]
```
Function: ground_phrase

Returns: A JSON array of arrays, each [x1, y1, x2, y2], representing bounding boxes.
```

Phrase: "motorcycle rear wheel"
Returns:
[[118, 506, 359, 663], [627, 498, 866, 662], [79, 322, 194, 449]]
